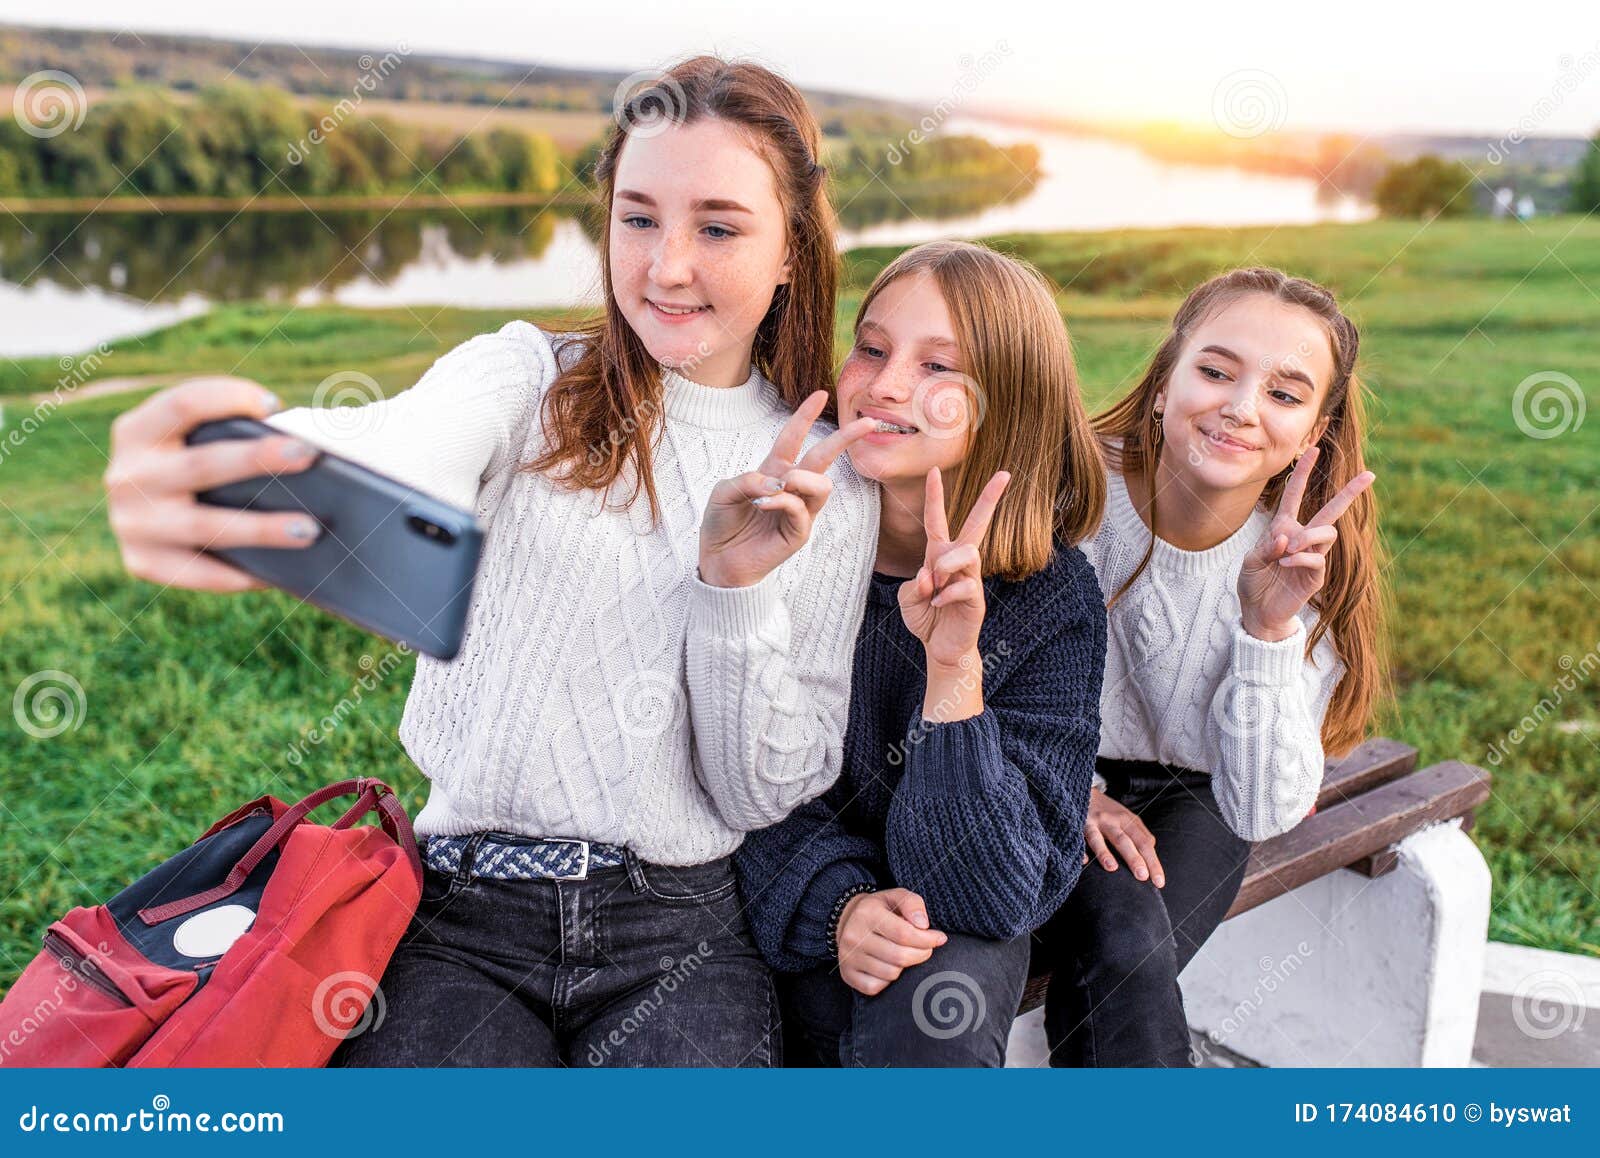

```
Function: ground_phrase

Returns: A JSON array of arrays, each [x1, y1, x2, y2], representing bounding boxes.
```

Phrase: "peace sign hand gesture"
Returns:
[[698, 391, 877, 589], [898, 467, 1011, 671], [1237, 446, 1375, 641]]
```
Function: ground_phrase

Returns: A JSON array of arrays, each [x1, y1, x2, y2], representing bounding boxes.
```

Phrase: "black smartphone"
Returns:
[[183, 416, 485, 660]]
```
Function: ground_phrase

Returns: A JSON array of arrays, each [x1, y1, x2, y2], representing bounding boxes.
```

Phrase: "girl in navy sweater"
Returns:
[[735, 240, 1107, 1066]]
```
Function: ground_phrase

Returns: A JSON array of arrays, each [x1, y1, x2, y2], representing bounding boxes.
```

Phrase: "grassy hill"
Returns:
[[1, 217, 1596, 980]]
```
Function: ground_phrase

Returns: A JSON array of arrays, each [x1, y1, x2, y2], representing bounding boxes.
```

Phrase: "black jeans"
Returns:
[[1032, 760, 1251, 1067], [777, 931, 1031, 1067], [331, 837, 779, 1067]]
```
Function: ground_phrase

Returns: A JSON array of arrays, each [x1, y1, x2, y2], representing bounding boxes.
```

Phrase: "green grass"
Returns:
[[1, 217, 1597, 986]]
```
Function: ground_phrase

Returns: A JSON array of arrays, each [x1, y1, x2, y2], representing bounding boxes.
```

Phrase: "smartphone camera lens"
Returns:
[[407, 515, 456, 546]]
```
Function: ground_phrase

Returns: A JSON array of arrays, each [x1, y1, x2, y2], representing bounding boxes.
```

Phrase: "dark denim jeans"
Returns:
[[777, 931, 1031, 1067], [331, 835, 779, 1067], [1031, 760, 1251, 1068]]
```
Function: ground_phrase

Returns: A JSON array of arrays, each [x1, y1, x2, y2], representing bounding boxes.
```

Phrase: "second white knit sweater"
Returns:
[[1084, 467, 1346, 840]]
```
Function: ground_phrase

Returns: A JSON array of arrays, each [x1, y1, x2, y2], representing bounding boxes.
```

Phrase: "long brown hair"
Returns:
[[524, 56, 838, 518], [1093, 267, 1387, 757], [852, 240, 1105, 580]]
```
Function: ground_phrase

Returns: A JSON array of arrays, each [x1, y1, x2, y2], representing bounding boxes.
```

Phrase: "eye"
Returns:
[[1270, 389, 1304, 406], [702, 224, 736, 240], [620, 214, 654, 230], [856, 343, 884, 359], [1199, 365, 1229, 381], [925, 362, 953, 375]]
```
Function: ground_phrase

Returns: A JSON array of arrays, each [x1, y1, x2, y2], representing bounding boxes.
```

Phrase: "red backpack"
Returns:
[[0, 777, 421, 1067]]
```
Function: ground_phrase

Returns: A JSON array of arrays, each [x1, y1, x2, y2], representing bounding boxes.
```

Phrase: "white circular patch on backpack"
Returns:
[[171, 904, 256, 958]]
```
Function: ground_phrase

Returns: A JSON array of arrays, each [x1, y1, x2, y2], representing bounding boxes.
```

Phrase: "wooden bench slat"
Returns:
[[1226, 761, 1490, 919], [1316, 737, 1418, 811]]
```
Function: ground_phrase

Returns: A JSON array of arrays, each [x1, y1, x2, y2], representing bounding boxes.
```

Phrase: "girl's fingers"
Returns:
[[1307, 469, 1376, 529], [723, 471, 788, 503], [125, 503, 323, 551], [178, 435, 321, 491], [863, 934, 936, 970], [923, 467, 950, 546], [1277, 551, 1327, 572], [929, 543, 981, 580], [1084, 823, 1117, 872], [795, 416, 877, 475], [1285, 524, 1338, 556], [873, 912, 946, 950], [929, 577, 979, 608], [761, 390, 830, 473], [111, 376, 284, 450], [749, 490, 807, 531], [1109, 830, 1150, 882], [954, 470, 1011, 547], [120, 545, 270, 592], [1276, 445, 1319, 522], [777, 467, 834, 513]]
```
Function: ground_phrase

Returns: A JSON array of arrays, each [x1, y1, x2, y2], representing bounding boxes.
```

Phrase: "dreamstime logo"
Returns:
[[286, 45, 410, 165], [1487, 42, 1600, 165], [0, 343, 114, 469], [908, 370, 987, 441], [1210, 673, 1273, 742], [284, 643, 412, 767], [612, 71, 689, 139], [1206, 942, 1314, 1045], [912, 970, 985, 1040], [1511, 968, 1587, 1040], [614, 670, 687, 741], [584, 941, 713, 1065], [1212, 70, 1287, 140], [1512, 371, 1586, 440], [12, 70, 87, 139], [884, 41, 1013, 166], [310, 370, 387, 441], [887, 641, 1011, 766], [312, 971, 385, 1040], [13, 670, 87, 739]]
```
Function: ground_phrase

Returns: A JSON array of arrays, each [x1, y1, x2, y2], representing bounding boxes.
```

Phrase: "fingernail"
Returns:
[[262, 391, 284, 413], [1135, 868, 1147, 880], [766, 477, 785, 491], [287, 518, 320, 540], [750, 496, 772, 507], [1155, 877, 1166, 888], [281, 440, 314, 461]]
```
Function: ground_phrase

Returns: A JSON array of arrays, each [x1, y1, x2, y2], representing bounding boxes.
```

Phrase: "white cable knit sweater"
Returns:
[[1083, 467, 1345, 840], [265, 320, 880, 865]]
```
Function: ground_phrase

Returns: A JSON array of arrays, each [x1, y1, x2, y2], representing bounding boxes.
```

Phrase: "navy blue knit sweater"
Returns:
[[734, 542, 1107, 972]]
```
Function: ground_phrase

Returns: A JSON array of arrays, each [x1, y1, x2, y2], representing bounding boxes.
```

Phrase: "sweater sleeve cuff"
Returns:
[[1232, 614, 1307, 684], [687, 566, 785, 640], [902, 708, 1006, 797], [789, 859, 880, 960]]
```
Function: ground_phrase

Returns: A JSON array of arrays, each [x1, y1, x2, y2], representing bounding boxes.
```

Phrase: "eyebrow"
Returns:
[[857, 320, 961, 353], [614, 190, 754, 214], [1200, 343, 1314, 390]]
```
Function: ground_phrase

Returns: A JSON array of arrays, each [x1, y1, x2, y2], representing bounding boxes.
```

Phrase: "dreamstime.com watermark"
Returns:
[[283, 643, 412, 766], [1484, 640, 1600, 767], [15, 1096, 283, 1134], [886, 640, 1012, 767], [1512, 370, 1586, 439], [1486, 42, 1600, 165], [1203, 941, 1314, 1048], [286, 45, 411, 166], [11, 669, 87, 739], [584, 941, 714, 1065], [1212, 69, 1287, 140], [884, 42, 1013, 167], [0, 343, 115, 469], [0, 937, 115, 1066], [11, 70, 87, 138]]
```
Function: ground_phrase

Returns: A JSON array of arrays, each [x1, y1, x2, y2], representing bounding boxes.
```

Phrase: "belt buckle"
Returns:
[[544, 838, 591, 881]]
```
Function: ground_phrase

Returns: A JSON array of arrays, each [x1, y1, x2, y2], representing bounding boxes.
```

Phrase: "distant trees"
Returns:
[[1571, 132, 1600, 214], [1374, 155, 1475, 218], [0, 85, 565, 199]]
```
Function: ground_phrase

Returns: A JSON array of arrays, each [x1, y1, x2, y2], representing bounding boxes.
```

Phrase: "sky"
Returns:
[[5, 1, 1599, 137]]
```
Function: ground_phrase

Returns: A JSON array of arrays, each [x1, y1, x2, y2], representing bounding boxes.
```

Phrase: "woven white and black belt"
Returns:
[[424, 833, 626, 881]]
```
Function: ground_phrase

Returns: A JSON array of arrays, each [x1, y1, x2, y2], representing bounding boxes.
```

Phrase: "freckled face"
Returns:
[[1156, 294, 1335, 491], [836, 272, 978, 484], [608, 118, 793, 388]]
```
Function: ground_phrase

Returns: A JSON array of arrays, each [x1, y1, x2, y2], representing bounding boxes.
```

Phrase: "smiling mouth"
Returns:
[[857, 410, 918, 435], [1201, 426, 1257, 452], [648, 300, 710, 316]]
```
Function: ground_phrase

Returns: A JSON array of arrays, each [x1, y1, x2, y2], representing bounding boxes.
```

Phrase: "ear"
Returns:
[[1153, 388, 1167, 417], [1302, 414, 1332, 453], [776, 245, 793, 287]]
